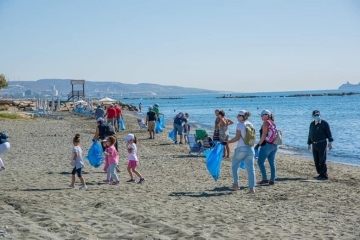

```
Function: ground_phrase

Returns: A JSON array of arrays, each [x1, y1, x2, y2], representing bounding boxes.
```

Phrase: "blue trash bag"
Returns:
[[254, 149, 259, 158], [120, 118, 126, 130], [239, 161, 246, 169], [205, 143, 225, 181], [168, 129, 176, 141], [155, 120, 163, 134], [85, 141, 104, 168], [160, 115, 166, 128]]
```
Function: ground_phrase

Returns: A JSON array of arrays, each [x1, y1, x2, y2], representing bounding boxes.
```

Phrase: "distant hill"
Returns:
[[6, 79, 217, 96], [338, 81, 360, 91]]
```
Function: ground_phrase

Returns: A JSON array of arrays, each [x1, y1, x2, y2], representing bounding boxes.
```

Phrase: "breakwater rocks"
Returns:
[[0, 99, 36, 111], [216, 92, 359, 99], [284, 92, 359, 97]]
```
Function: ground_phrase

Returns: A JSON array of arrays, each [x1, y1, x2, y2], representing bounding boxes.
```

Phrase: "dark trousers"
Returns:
[[312, 141, 328, 178]]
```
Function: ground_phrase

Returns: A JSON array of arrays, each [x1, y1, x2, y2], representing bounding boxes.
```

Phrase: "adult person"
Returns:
[[218, 110, 234, 158], [145, 106, 157, 139], [183, 113, 190, 143], [114, 104, 122, 132], [94, 104, 105, 121], [227, 110, 256, 193], [307, 110, 334, 180], [92, 117, 118, 152], [173, 112, 188, 144], [257, 110, 278, 185], [153, 103, 161, 122], [0, 132, 10, 172], [105, 104, 116, 127], [213, 109, 220, 142], [139, 103, 142, 113]]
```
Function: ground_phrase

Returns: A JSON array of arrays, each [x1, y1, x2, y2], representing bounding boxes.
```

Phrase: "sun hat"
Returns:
[[97, 117, 104, 122], [125, 134, 134, 142], [237, 110, 246, 116], [148, 106, 153, 110], [101, 137, 108, 142], [312, 110, 320, 116], [261, 109, 271, 115]]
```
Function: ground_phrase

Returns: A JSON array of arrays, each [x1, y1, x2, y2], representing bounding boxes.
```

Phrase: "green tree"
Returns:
[[0, 74, 9, 89]]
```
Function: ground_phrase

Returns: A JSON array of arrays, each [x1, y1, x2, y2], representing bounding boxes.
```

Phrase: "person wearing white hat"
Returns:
[[125, 134, 145, 184], [227, 110, 256, 193], [256, 109, 278, 185]]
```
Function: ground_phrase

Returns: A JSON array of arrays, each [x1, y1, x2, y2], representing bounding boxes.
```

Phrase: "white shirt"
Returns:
[[127, 143, 138, 161], [236, 120, 252, 148], [71, 146, 84, 169]]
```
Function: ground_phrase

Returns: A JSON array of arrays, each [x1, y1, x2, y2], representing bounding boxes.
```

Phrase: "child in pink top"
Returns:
[[103, 136, 120, 185], [125, 134, 145, 184]]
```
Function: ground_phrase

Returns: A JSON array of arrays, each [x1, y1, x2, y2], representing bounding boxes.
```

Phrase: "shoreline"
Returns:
[[126, 110, 360, 167]]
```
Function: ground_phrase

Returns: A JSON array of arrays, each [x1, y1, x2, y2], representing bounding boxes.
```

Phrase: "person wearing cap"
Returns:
[[94, 104, 105, 121], [125, 134, 145, 184], [307, 110, 333, 180], [227, 110, 256, 193], [105, 104, 116, 127], [145, 106, 157, 139], [92, 117, 118, 152], [153, 103, 161, 122], [257, 109, 278, 185], [114, 104, 122, 132]]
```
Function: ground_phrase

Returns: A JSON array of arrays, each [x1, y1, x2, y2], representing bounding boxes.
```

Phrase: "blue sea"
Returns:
[[119, 90, 360, 166]]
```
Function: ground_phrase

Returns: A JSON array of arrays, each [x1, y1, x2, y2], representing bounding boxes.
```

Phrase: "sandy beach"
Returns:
[[1, 112, 360, 240]]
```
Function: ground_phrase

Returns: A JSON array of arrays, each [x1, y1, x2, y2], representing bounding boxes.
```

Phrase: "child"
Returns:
[[125, 134, 145, 184], [103, 136, 120, 185], [69, 134, 87, 190]]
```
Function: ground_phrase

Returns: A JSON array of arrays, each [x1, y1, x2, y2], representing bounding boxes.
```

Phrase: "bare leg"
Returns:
[[226, 143, 230, 157], [131, 167, 143, 178], [180, 135, 183, 143], [127, 166, 134, 179], [71, 175, 76, 185], [79, 176, 86, 186]]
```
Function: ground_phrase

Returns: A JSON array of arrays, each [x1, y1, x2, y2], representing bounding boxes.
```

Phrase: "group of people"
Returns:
[[94, 103, 123, 132], [212, 108, 333, 194], [71, 103, 334, 192]]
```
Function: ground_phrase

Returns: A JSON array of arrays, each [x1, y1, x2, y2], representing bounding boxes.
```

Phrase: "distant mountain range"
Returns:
[[6, 79, 217, 96], [338, 81, 360, 91]]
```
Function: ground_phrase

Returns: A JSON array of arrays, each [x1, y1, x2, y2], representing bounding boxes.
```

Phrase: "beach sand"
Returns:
[[0, 112, 359, 239]]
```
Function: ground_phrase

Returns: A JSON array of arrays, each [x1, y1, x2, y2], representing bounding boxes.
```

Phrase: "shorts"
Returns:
[[72, 167, 82, 178], [173, 123, 183, 135], [128, 160, 138, 168], [116, 117, 120, 123], [107, 118, 115, 124], [183, 125, 190, 134], [148, 121, 155, 131]]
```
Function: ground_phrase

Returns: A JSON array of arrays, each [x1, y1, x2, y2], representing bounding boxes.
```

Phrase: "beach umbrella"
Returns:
[[46, 100, 49, 111], [75, 100, 87, 105], [98, 97, 116, 102], [42, 99, 46, 113]]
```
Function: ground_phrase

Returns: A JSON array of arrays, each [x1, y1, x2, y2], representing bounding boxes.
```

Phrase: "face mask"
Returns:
[[314, 116, 320, 121]]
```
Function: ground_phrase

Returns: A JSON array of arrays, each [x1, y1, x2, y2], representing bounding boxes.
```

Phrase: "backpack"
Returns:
[[104, 123, 116, 137], [265, 120, 277, 143], [273, 129, 283, 145], [241, 122, 256, 146]]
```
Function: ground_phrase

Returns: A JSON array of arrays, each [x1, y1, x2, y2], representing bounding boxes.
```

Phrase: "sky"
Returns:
[[1, 0, 360, 92]]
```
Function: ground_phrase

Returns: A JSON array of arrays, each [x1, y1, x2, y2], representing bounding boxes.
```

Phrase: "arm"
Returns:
[[258, 122, 269, 145], [73, 151, 78, 160], [227, 118, 234, 126], [227, 129, 241, 144], [105, 148, 113, 156], [127, 147, 132, 154], [145, 115, 149, 124], [324, 121, 334, 143], [93, 127, 99, 141], [307, 123, 312, 145]]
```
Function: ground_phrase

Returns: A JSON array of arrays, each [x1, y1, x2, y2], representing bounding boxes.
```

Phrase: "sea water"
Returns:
[[120, 91, 360, 166]]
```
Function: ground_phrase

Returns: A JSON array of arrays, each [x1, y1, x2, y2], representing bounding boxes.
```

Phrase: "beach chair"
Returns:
[[195, 129, 217, 153], [137, 118, 147, 130], [187, 134, 202, 155]]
